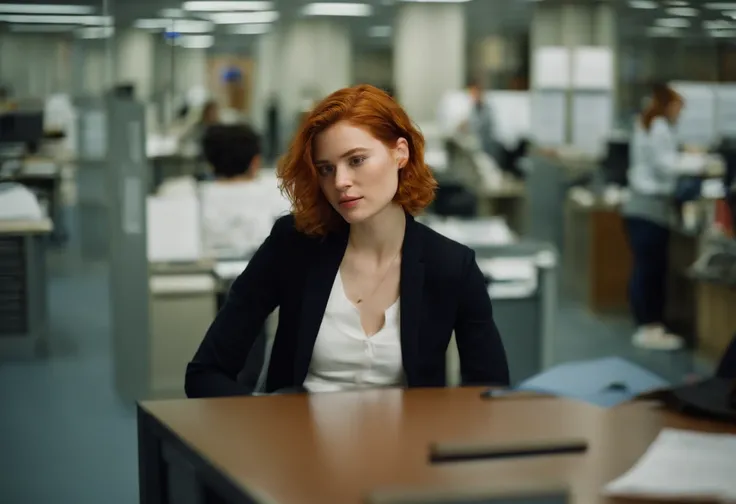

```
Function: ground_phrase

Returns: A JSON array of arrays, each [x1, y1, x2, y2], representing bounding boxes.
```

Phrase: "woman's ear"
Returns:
[[395, 137, 409, 168]]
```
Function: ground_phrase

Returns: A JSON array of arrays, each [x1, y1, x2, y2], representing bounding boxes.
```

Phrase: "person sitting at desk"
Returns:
[[199, 123, 289, 259], [622, 83, 688, 351], [185, 84, 510, 397]]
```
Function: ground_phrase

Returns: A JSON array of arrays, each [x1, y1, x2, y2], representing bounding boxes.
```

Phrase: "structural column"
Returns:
[[252, 29, 281, 133], [115, 29, 155, 100], [276, 19, 352, 146], [393, 3, 466, 125]]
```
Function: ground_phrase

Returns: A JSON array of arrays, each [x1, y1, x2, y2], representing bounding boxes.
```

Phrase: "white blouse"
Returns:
[[303, 272, 404, 393]]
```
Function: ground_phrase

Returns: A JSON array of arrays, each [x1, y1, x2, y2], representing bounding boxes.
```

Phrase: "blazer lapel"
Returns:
[[293, 229, 348, 384], [400, 213, 425, 385]]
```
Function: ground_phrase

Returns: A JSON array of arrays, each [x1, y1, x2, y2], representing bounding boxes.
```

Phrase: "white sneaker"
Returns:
[[632, 325, 684, 351]]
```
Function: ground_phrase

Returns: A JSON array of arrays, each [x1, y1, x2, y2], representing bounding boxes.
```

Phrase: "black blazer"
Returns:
[[185, 213, 509, 397]]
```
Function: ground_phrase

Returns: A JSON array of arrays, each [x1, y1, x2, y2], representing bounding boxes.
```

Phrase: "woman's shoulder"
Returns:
[[414, 221, 475, 271]]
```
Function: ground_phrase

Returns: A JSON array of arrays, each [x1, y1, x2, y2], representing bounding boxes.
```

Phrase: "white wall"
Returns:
[[0, 34, 74, 99]]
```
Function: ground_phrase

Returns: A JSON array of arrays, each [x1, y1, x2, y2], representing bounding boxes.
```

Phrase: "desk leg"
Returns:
[[138, 407, 168, 504]]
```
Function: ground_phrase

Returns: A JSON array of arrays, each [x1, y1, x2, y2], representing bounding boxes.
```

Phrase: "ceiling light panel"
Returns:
[[206, 11, 278, 23], [0, 14, 110, 25], [655, 17, 691, 28], [629, 0, 658, 8], [183, 1, 273, 11], [666, 7, 699, 16], [0, 4, 94, 14], [301, 3, 372, 16]]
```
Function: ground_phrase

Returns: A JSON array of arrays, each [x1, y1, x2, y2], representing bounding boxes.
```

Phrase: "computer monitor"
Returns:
[[601, 138, 629, 186], [0, 111, 44, 145]]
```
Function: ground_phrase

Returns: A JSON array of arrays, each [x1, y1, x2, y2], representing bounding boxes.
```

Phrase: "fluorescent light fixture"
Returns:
[[725, 10, 736, 17], [171, 19, 214, 32], [229, 23, 271, 34], [629, 0, 657, 8], [0, 4, 94, 14], [704, 19, 736, 29], [368, 25, 391, 37], [647, 26, 680, 37], [400, 0, 469, 3], [666, 7, 699, 15], [704, 3, 736, 9], [76, 26, 114, 39], [654, 17, 691, 28], [183, 1, 273, 11], [176, 34, 214, 49], [206, 10, 278, 23], [9, 24, 76, 32], [665, 0, 689, 6], [159, 8, 185, 18], [301, 2, 372, 16], [133, 18, 173, 29], [0, 14, 111, 25], [711, 29, 736, 37]]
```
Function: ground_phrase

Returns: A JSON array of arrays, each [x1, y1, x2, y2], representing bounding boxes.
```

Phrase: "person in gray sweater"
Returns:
[[622, 83, 692, 351]]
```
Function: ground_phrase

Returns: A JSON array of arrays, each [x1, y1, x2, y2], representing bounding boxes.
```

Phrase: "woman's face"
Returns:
[[313, 121, 408, 225]]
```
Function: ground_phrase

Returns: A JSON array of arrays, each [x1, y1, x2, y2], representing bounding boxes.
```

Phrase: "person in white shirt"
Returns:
[[622, 83, 685, 351], [199, 124, 289, 260]]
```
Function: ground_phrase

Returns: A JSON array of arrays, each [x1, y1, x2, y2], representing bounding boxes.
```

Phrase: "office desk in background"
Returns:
[[138, 388, 736, 504], [0, 218, 52, 359]]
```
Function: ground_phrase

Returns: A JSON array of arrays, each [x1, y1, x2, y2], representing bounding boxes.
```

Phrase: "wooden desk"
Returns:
[[563, 198, 631, 313], [138, 387, 736, 504]]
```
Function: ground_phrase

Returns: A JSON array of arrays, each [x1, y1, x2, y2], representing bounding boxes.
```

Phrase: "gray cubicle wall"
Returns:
[[104, 97, 152, 404], [473, 241, 558, 385], [75, 97, 112, 261], [525, 155, 567, 257]]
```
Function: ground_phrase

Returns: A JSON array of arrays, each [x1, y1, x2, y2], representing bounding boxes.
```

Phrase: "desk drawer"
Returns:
[[0, 236, 27, 336]]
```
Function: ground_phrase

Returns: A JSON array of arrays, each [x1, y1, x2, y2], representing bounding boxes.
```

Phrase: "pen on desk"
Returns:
[[429, 437, 588, 463]]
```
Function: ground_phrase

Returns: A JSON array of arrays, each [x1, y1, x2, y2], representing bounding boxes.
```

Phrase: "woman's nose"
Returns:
[[334, 165, 352, 190]]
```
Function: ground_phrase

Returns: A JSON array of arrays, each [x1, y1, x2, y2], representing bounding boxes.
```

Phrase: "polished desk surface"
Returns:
[[141, 387, 736, 504]]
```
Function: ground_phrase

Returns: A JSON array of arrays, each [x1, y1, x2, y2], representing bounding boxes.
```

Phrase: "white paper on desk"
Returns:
[[675, 152, 708, 175], [425, 218, 514, 247], [146, 195, 202, 262], [603, 429, 736, 502]]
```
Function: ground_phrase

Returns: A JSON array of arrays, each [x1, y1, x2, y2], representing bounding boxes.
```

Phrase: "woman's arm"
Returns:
[[454, 250, 510, 387], [184, 216, 291, 398]]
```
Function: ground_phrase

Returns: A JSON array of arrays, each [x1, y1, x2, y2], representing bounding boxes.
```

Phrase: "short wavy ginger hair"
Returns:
[[277, 84, 437, 236]]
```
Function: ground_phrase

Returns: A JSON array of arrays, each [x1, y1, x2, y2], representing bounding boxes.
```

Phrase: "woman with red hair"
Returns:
[[185, 84, 509, 397]]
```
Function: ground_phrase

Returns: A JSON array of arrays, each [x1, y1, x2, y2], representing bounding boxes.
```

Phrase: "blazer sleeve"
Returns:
[[185, 216, 291, 398], [454, 249, 510, 387]]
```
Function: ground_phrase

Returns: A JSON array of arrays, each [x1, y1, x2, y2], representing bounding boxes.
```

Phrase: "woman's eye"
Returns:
[[350, 156, 366, 166], [317, 165, 334, 176]]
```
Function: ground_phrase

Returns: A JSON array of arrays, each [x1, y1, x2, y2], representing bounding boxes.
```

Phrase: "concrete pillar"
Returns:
[[115, 30, 155, 100], [393, 3, 465, 124], [252, 30, 281, 133], [277, 19, 352, 146]]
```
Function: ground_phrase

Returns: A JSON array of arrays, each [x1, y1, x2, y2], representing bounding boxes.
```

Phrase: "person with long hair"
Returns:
[[622, 83, 687, 351], [185, 84, 509, 397]]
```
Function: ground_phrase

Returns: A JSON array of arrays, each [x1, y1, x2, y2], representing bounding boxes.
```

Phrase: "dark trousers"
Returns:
[[624, 217, 670, 327]]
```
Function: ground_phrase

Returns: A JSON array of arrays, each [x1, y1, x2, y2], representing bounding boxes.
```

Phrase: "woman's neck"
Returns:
[[348, 203, 406, 262]]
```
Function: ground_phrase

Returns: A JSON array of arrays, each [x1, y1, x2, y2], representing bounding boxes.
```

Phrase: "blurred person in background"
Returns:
[[622, 83, 685, 351]]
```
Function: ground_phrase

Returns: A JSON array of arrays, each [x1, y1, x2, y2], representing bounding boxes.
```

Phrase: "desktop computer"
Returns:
[[0, 111, 44, 150]]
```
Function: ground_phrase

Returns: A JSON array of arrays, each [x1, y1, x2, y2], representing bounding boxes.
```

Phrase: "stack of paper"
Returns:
[[603, 429, 736, 501]]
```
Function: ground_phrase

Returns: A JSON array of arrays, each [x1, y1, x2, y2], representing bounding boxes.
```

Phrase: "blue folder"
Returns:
[[516, 357, 671, 408]]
